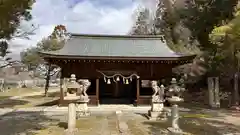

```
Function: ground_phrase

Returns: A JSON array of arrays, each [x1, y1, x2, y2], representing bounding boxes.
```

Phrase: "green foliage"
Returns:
[[21, 25, 67, 70], [179, 0, 238, 49], [172, 0, 239, 76], [37, 38, 64, 51], [20, 47, 41, 70], [0, 0, 33, 39], [208, 7, 240, 76], [130, 0, 240, 77], [129, 8, 152, 35], [0, 0, 34, 60]]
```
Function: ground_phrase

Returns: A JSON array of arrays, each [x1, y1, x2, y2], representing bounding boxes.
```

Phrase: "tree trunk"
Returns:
[[44, 64, 51, 97], [208, 77, 215, 108]]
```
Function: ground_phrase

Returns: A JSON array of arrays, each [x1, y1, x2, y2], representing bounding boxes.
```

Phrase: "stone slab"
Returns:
[[64, 128, 78, 135], [151, 103, 164, 112], [147, 110, 167, 121], [167, 127, 185, 135]]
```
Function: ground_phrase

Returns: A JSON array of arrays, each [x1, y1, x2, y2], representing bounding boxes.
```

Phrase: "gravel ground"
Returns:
[[1, 108, 240, 135]]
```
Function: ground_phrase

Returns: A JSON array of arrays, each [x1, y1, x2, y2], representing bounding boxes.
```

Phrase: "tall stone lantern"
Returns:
[[167, 78, 186, 134], [64, 74, 81, 135]]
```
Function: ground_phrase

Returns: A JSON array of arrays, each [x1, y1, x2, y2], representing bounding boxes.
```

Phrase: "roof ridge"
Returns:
[[69, 33, 166, 39]]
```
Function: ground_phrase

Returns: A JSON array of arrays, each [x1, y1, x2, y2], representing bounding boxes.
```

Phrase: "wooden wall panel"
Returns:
[[50, 58, 177, 80]]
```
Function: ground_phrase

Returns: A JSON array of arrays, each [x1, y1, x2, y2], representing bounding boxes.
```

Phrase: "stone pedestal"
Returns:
[[64, 103, 78, 135], [76, 96, 90, 118], [148, 102, 167, 120], [151, 102, 164, 112]]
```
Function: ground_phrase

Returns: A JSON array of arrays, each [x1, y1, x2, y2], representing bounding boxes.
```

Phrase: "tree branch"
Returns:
[[12, 24, 39, 39], [0, 60, 18, 68]]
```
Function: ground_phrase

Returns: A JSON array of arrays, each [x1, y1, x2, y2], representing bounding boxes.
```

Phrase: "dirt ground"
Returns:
[[0, 89, 60, 108], [0, 88, 42, 100]]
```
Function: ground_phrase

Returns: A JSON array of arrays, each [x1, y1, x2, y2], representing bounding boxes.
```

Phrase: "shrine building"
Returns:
[[39, 34, 196, 106]]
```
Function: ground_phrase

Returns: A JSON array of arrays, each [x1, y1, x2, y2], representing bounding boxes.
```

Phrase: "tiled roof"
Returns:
[[40, 34, 195, 60]]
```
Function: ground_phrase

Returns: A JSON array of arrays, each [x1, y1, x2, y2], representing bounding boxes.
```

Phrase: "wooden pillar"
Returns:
[[59, 70, 64, 106], [136, 79, 140, 106], [96, 78, 99, 105], [114, 82, 119, 97]]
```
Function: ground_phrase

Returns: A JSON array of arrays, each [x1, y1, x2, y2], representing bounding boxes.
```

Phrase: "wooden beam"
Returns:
[[96, 78, 99, 105]]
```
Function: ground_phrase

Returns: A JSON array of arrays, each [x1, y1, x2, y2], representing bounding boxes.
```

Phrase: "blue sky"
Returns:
[[9, 0, 158, 59]]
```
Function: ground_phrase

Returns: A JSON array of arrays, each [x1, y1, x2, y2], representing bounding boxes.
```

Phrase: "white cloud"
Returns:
[[9, 0, 158, 59]]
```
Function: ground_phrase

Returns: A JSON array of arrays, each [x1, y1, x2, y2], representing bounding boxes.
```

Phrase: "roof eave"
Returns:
[[39, 52, 196, 61]]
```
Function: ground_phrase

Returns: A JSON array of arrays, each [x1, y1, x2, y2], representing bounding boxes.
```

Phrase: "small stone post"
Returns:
[[233, 73, 239, 106], [0, 79, 4, 92], [214, 77, 220, 108], [208, 77, 221, 108], [65, 103, 78, 135], [171, 104, 179, 129], [208, 77, 215, 108]]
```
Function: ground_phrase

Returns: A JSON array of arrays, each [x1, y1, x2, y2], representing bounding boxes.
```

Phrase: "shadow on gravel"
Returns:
[[0, 99, 29, 108], [0, 96, 11, 100], [0, 111, 59, 135], [36, 99, 59, 106], [143, 117, 240, 135], [24, 92, 60, 99], [25, 92, 60, 107]]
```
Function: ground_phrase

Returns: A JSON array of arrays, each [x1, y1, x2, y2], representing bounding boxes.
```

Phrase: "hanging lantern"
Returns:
[[125, 79, 129, 84], [107, 79, 111, 84], [130, 77, 132, 82], [116, 76, 120, 81]]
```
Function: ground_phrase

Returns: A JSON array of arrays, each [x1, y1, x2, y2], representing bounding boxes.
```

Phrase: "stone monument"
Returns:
[[167, 78, 185, 134], [0, 78, 4, 92], [148, 81, 167, 120], [76, 79, 91, 117], [207, 77, 220, 108]]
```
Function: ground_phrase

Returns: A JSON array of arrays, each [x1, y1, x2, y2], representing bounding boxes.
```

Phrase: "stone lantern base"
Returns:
[[147, 102, 167, 121], [64, 128, 78, 135], [76, 96, 90, 118]]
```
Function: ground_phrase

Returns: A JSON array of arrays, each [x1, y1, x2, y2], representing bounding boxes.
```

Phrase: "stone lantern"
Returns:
[[64, 74, 80, 135], [167, 78, 186, 134], [65, 74, 81, 100]]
